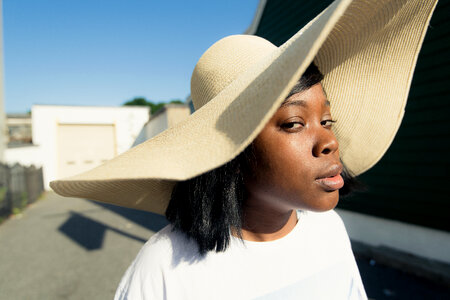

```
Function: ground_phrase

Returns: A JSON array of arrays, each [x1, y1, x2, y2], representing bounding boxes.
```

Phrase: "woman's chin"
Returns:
[[302, 193, 339, 212]]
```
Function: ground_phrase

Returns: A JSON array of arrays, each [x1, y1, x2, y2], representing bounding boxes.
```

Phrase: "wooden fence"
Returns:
[[0, 163, 44, 217]]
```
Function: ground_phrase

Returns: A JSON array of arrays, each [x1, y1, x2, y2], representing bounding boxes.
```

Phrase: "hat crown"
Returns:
[[191, 35, 277, 110]]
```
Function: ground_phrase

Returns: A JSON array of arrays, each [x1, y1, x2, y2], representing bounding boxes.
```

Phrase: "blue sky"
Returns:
[[3, 0, 259, 113]]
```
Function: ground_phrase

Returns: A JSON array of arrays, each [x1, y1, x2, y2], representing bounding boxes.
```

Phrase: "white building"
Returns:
[[133, 103, 190, 147], [5, 105, 149, 189]]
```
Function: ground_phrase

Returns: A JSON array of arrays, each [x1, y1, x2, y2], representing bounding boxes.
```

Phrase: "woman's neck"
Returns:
[[238, 208, 298, 242]]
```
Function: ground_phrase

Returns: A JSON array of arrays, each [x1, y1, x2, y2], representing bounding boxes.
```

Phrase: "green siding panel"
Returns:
[[254, 0, 450, 231]]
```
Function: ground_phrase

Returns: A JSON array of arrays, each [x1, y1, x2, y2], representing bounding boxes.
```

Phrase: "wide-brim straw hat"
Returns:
[[51, 0, 438, 215]]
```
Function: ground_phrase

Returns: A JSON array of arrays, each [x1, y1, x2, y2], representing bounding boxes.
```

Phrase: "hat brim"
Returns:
[[51, 0, 438, 214]]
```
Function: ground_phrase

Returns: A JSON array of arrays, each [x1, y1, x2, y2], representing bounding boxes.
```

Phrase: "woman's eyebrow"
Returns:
[[281, 99, 307, 108], [280, 99, 330, 107]]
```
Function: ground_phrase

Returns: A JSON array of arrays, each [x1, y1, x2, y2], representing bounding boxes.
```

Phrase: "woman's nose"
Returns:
[[312, 130, 339, 157]]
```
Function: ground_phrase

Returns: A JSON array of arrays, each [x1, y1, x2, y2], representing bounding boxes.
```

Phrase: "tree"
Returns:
[[123, 97, 184, 114], [123, 97, 149, 106]]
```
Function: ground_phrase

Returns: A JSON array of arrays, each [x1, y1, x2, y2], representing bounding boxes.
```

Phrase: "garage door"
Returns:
[[57, 124, 116, 179]]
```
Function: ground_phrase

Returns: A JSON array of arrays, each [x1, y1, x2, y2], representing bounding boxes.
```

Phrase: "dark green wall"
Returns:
[[254, 0, 450, 231]]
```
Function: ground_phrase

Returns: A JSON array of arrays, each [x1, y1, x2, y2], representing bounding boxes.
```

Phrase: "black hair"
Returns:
[[286, 62, 324, 97], [166, 62, 359, 255], [166, 146, 253, 255]]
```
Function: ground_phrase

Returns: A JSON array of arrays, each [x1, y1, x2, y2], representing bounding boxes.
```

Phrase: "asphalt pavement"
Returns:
[[0, 192, 168, 299], [0, 192, 448, 299]]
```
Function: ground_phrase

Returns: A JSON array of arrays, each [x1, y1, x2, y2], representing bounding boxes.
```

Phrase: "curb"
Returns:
[[351, 240, 450, 288]]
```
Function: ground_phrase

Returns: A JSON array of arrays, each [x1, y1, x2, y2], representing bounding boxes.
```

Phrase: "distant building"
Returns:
[[186, 95, 195, 113], [247, 0, 450, 265], [133, 103, 191, 147], [4, 105, 149, 189]]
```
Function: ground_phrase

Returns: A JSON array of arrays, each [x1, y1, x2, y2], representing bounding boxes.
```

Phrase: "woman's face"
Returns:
[[245, 83, 343, 213]]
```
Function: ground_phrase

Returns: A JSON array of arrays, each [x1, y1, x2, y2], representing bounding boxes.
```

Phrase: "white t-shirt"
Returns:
[[115, 210, 367, 300]]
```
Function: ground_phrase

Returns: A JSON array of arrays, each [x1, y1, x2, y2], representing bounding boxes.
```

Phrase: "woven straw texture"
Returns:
[[51, 0, 438, 214]]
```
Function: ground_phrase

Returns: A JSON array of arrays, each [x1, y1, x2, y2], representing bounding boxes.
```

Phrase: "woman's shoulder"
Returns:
[[114, 225, 200, 299], [138, 225, 175, 260], [135, 225, 199, 267]]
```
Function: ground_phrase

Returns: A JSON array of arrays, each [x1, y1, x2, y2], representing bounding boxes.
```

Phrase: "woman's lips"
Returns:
[[315, 173, 344, 191]]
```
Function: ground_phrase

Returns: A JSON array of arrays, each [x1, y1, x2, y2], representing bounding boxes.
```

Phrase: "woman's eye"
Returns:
[[282, 122, 303, 130], [321, 119, 336, 127]]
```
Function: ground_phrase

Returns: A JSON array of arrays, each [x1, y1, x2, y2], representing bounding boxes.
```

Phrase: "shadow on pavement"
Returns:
[[89, 200, 169, 232], [58, 211, 148, 250]]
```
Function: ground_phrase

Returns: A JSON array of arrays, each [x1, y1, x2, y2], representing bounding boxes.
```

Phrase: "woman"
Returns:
[[165, 62, 356, 255], [114, 62, 367, 299], [51, 0, 438, 299]]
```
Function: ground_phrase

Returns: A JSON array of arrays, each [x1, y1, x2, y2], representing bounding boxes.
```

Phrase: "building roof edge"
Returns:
[[244, 0, 267, 35]]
